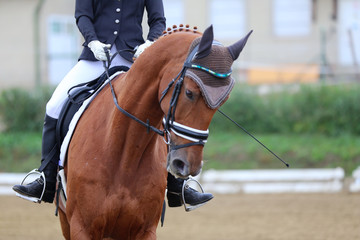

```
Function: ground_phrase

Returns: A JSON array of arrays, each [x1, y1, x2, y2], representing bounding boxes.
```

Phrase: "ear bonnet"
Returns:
[[185, 38, 235, 109], [184, 26, 252, 109]]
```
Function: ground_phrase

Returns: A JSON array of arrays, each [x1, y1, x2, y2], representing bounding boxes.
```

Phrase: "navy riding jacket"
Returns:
[[75, 0, 166, 62]]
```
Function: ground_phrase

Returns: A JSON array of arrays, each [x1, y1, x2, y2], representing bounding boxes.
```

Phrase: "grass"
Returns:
[[0, 132, 42, 172], [1, 131, 359, 176]]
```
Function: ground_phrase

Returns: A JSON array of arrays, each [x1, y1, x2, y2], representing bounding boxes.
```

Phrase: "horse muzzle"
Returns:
[[167, 150, 203, 179]]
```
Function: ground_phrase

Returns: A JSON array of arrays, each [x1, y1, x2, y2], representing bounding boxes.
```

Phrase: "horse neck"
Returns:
[[113, 32, 199, 124], [105, 33, 199, 172]]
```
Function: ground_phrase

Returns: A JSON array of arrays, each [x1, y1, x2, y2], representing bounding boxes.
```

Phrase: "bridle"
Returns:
[[104, 41, 232, 151], [159, 41, 231, 150], [105, 34, 290, 167]]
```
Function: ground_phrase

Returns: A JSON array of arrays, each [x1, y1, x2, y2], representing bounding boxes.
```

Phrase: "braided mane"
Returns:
[[162, 24, 199, 36]]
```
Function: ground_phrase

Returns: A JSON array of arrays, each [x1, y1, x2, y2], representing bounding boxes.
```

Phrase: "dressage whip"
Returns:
[[217, 109, 289, 167], [102, 47, 288, 167]]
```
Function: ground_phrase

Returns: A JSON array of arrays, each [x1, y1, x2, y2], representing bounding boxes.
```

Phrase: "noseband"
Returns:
[[105, 41, 231, 151]]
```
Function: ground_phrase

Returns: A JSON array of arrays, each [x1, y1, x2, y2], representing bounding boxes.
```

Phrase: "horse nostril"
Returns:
[[171, 159, 189, 177], [173, 159, 184, 170]]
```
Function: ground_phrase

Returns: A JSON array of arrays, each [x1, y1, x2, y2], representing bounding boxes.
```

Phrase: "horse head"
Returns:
[[159, 25, 252, 179]]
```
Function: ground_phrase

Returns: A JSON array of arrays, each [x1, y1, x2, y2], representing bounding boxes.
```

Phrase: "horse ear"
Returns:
[[227, 30, 253, 60], [195, 25, 214, 59]]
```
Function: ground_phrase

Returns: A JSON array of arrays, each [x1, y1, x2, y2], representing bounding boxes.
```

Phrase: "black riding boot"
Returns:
[[166, 173, 213, 208], [13, 115, 59, 203]]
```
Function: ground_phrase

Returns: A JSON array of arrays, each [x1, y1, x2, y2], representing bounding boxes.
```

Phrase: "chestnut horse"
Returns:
[[58, 25, 251, 239]]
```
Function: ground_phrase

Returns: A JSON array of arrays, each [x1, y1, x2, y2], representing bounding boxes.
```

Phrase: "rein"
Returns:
[[103, 50, 164, 136]]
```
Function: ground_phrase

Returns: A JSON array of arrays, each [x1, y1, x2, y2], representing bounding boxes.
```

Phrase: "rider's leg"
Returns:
[[13, 115, 59, 202], [45, 47, 132, 118], [12, 60, 113, 202], [12, 52, 131, 203], [13, 53, 132, 203], [166, 172, 213, 207]]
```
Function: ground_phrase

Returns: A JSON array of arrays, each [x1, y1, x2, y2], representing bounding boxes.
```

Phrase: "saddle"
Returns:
[[56, 65, 129, 145]]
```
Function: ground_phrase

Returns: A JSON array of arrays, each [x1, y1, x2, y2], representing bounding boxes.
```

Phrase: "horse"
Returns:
[[58, 25, 252, 239]]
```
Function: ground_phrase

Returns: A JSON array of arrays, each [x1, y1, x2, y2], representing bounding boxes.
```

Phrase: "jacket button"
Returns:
[[116, 8, 121, 12], [114, 31, 118, 35], [115, 19, 120, 24]]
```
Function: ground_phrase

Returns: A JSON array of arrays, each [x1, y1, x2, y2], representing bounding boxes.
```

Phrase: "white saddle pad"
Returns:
[[59, 71, 124, 167]]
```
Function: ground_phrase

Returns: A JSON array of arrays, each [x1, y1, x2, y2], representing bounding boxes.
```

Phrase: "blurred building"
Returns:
[[0, 0, 359, 89]]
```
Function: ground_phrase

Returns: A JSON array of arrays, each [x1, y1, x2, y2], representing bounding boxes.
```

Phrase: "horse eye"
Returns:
[[185, 89, 194, 99]]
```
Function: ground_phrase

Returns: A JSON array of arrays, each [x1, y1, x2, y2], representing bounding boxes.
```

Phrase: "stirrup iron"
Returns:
[[182, 177, 205, 212], [15, 169, 46, 203]]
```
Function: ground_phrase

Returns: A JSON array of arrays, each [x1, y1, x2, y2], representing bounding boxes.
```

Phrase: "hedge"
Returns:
[[211, 83, 360, 136], [0, 87, 53, 132], [0, 83, 359, 136]]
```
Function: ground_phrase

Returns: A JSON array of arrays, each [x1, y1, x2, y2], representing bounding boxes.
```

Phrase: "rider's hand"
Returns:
[[88, 40, 111, 61], [134, 40, 153, 59]]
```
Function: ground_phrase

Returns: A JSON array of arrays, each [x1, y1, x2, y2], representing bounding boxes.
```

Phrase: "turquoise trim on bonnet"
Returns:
[[190, 64, 232, 78]]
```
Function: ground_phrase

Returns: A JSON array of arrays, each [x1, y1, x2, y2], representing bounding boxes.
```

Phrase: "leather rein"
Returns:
[[103, 43, 231, 150]]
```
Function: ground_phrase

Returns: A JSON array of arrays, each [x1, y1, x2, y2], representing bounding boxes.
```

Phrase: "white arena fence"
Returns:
[[0, 173, 27, 195], [1, 167, 359, 195], [349, 166, 360, 193], [199, 168, 346, 194]]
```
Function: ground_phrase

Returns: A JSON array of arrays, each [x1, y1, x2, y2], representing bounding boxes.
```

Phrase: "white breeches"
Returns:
[[46, 46, 132, 118]]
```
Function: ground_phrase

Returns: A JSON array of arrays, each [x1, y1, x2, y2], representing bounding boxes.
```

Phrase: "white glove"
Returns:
[[134, 40, 153, 58], [88, 40, 111, 61]]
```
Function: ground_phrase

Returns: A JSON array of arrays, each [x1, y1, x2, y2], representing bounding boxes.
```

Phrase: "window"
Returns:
[[338, 0, 360, 65], [47, 15, 80, 84], [209, 0, 246, 40], [163, 0, 184, 28], [273, 0, 312, 37]]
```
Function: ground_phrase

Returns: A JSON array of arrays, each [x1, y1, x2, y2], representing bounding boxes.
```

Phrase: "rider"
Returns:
[[13, 0, 213, 209]]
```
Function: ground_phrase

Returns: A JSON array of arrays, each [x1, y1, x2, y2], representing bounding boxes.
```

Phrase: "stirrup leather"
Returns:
[[182, 177, 206, 212], [15, 169, 46, 203]]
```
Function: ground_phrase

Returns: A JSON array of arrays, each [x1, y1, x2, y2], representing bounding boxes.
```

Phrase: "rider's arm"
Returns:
[[145, 0, 166, 41], [75, 0, 98, 45]]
